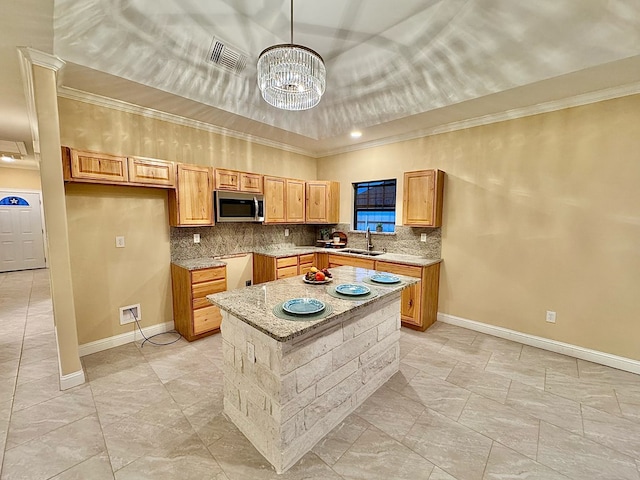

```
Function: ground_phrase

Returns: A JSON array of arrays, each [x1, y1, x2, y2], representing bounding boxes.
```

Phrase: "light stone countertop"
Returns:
[[171, 257, 227, 270], [173, 248, 441, 271], [207, 265, 418, 342], [252, 246, 441, 267]]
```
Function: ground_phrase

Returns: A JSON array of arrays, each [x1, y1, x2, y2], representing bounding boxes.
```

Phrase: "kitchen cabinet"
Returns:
[[327, 254, 375, 270], [376, 260, 440, 330], [61, 147, 177, 188], [127, 156, 175, 187], [215, 168, 263, 194], [169, 164, 214, 226], [298, 253, 315, 274], [62, 147, 128, 183], [171, 264, 227, 341], [253, 253, 322, 284], [403, 169, 445, 227], [263, 176, 306, 224], [306, 181, 340, 224]]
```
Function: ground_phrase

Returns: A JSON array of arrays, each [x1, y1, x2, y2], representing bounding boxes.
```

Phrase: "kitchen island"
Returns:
[[207, 265, 418, 473]]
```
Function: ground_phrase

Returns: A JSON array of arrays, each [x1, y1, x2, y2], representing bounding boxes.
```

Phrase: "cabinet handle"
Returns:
[[408, 299, 413, 308]]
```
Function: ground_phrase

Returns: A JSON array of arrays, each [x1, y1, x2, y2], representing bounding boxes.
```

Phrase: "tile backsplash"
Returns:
[[330, 223, 441, 258], [171, 222, 441, 260], [170, 224, 317, 261]]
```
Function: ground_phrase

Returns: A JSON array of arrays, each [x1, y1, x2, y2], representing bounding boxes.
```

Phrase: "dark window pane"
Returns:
[[353, 179, 396, 232]]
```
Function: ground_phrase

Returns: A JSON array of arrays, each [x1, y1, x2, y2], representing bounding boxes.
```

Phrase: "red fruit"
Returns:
[[315, 272, 326, 281]]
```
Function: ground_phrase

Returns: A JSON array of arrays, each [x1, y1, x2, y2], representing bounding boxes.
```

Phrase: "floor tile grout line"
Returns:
[[0, 270, 34, 478], [85, 375, 117, 477]]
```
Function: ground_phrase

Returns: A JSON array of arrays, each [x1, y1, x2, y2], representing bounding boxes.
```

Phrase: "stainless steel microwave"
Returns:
[[215, 191, 264, 223]]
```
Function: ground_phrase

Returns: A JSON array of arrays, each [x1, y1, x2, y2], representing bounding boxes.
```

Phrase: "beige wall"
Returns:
[[65, 184, 172, 344], [58, 98, 316, 345], [0, 166, 41, 190], [318, 94, 640, 361]]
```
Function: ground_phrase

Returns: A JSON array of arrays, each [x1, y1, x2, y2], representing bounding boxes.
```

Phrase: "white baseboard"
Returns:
[[59, 369, 85, 390], [78, 321, 176, 357], [437, 313, 640, 375]]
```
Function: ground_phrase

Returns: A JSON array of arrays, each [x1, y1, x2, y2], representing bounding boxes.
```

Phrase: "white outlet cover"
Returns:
[[284, 228, 290, 237], [546, 310, 556, 323], [193, 233, 201, 243], [115, 236, 125, 248], [420, 233, 427, 242]]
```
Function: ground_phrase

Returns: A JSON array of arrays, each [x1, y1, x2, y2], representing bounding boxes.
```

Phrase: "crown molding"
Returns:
[[57, 87, 315, 158], [56, 79, 640, 160], [18, 47, 65, 72], [318, 81, 640, 158]]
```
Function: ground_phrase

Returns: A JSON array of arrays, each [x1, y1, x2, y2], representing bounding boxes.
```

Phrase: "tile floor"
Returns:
[[1, 269, 640, 479]]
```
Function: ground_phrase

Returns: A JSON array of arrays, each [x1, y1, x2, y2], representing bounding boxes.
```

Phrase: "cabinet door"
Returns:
[[306, 181, 339, 224], [286, 179, 306, 223], [71, 149, 128, 183], [127, 157, 175, 187], [328, 255, 375, 269], [215, 169, 240, 191], [170, 164, 213, 226], [264, 176, 287, 223], [400, 283, 422, 326], [403, 169, 444, 227], [240, 173, 263, 193]]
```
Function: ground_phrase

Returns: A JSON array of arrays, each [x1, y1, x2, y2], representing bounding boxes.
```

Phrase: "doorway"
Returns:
[[0, 190, 46, 272]]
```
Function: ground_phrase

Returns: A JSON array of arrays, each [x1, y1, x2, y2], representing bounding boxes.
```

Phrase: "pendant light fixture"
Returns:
[[257, 0, 326, 110]]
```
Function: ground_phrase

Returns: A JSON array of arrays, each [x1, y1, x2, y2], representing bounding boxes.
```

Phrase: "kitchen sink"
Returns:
[[340, 249, 384, 256]]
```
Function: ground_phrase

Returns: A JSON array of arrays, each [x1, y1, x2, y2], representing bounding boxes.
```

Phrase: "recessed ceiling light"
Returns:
[[1, 155, 16, 163], [350, 131, 362, 138]]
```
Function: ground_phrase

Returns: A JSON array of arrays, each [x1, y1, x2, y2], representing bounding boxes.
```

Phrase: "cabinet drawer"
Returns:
[[240, 173, 263, 193], [276, 256, 298, 269], [299, 263, 313, 275], [127, 157, 175, 186], [375, 261, 422, 278], [276, 265, 298, 279], [193, 305, 222, 335], [328, 255, 375, 270], [215, 169, 239, 190], [192, 278, 226, 300], [71, 150, 128, 182], [298, 253, 314, 264], [191, 267, 226, 284]]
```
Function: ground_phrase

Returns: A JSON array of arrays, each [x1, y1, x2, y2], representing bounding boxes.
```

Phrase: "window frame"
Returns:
[[352, 178, 397, 233]]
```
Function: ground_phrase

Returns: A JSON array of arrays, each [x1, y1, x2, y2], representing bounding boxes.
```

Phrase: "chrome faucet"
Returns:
[[365, 226, 374, 252]]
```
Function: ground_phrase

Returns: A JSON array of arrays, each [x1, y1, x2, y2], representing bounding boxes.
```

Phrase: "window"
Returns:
[[353, 179, 396, 232]]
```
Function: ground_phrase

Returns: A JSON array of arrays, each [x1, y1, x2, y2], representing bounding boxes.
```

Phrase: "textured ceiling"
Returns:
[[2, 0, 640, 161]]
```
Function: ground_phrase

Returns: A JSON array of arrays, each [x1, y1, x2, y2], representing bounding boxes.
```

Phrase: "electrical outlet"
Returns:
[[546, 310, 556, 323], [284, 228, 290, 237], [245, 280, 252, 287], [119, 303, 141, 325], [247, 342, 256, 363], [420, 233, 427, 242], [193, 233, 200, 244], [115, 236, 125, 248]]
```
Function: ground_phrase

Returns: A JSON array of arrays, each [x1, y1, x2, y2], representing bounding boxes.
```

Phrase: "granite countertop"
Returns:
[[252, 246, 441, 267], [207, 265, 417, 342], [171, 257, 227, 270], [173, 247, 441, 270]]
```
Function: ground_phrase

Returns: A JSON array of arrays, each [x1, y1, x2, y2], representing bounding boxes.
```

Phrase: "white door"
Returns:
[[0, 191, 46, 272]]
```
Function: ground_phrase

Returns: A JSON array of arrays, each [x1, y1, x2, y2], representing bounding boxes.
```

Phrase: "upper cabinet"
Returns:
[[263, 176, 306, 224], [63, 147, 128, 183], [403, 169, 445, 227], [214, 168, 263, 194], [306, 181, 340, 224], [127, 156, 176, 187], [61, 147, 175, 188], [169, 164, 214, 226]]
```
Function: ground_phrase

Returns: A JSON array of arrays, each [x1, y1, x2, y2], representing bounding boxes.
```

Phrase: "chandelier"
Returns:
[[257, 0, 326, 110]]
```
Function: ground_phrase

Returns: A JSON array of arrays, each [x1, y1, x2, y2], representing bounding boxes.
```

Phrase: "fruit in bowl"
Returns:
[[304, 267, 332, 283], [315, 271, 326, 281]]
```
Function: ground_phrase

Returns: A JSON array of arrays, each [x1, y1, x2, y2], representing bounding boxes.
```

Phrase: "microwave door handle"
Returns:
[[254, 196, 259, 221]]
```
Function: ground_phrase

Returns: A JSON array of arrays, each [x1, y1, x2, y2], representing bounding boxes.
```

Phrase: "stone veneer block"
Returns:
[[221, 296, 401, 474]]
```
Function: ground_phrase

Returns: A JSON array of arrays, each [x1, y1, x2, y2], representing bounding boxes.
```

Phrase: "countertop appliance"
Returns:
[[215, 191, 264, 223]]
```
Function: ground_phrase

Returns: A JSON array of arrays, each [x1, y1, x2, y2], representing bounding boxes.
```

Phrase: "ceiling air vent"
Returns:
[[207, 37, 249, 75]]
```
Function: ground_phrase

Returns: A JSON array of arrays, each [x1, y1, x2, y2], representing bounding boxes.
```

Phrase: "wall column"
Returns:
[[18, 48, 84, 389]]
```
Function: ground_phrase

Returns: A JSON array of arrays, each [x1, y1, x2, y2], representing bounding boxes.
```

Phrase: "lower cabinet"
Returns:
[[327, 254, 375, 270], [253, 252, 326, 284], [171, 264, 227, 341], [376, 260, 440, 331]]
